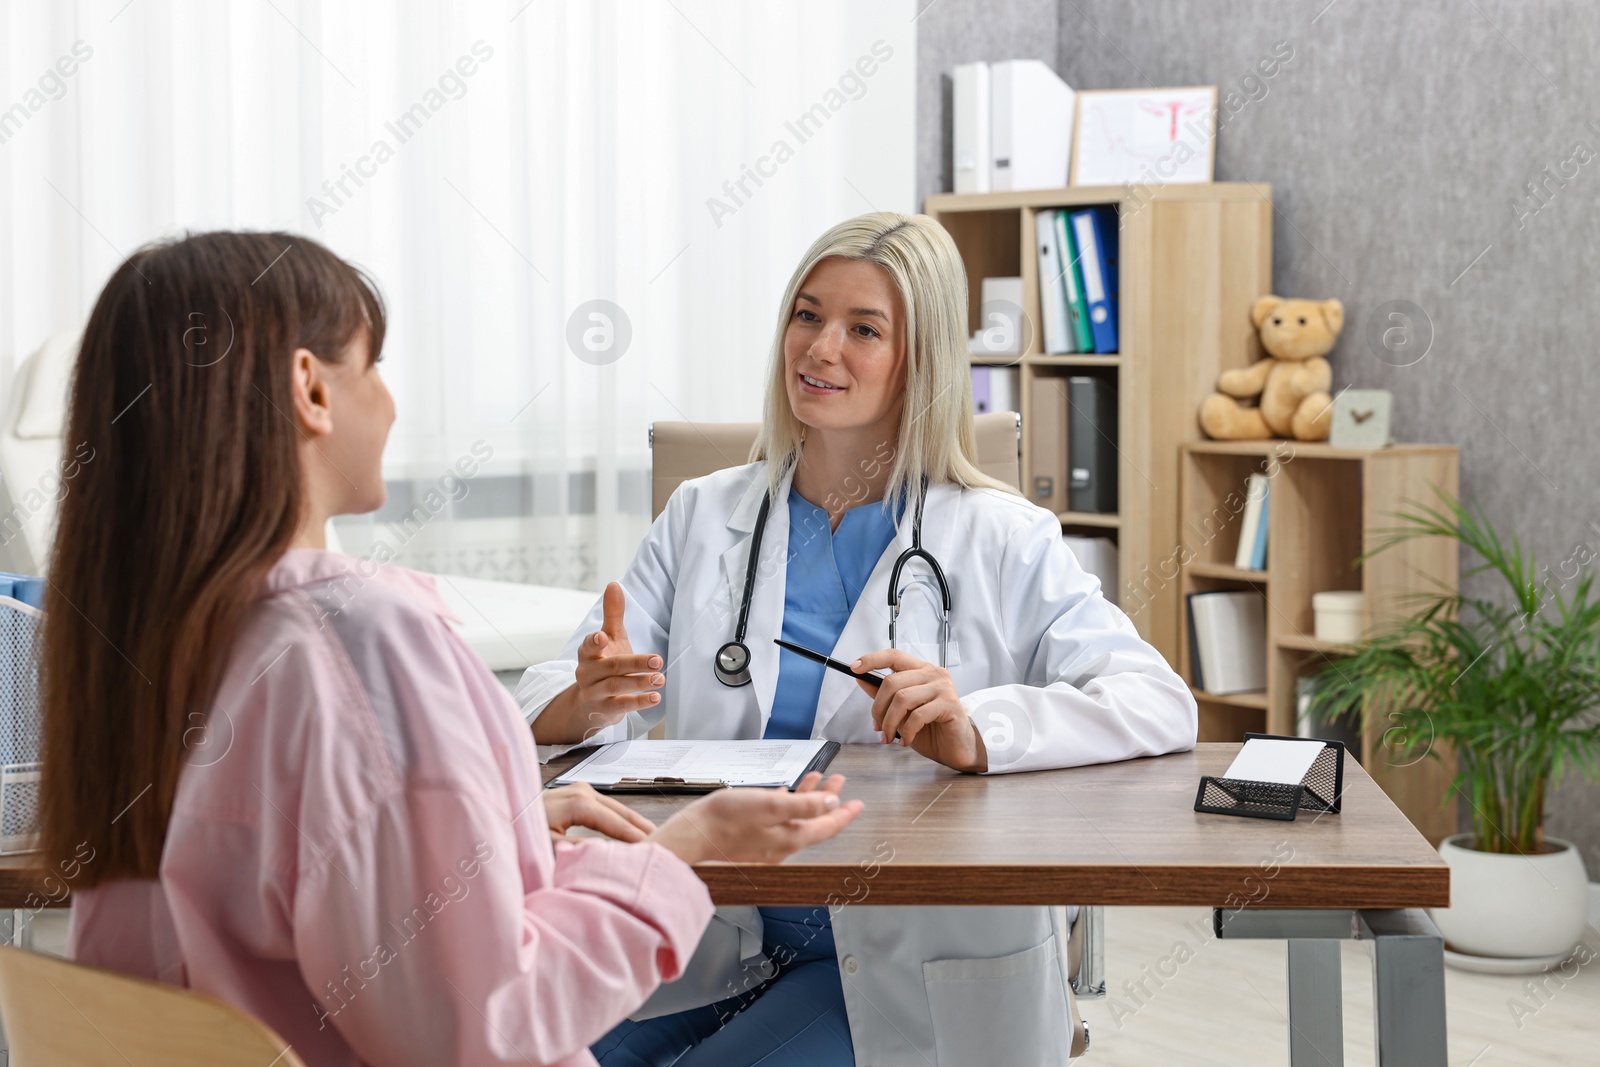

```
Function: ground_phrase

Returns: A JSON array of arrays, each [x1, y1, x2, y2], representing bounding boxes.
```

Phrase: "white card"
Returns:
[[1222, 738, 1322, 786]]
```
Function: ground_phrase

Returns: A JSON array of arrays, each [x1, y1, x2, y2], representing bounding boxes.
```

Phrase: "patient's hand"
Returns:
[[649, 773, 863, 865], [542, 781, 655, 843]]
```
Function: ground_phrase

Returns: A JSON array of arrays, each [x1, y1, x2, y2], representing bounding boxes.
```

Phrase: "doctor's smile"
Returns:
[[798, 371, 846, 394]]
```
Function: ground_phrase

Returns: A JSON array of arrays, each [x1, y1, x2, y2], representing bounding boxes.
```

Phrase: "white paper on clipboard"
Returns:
[[551, 739, 835, 789]]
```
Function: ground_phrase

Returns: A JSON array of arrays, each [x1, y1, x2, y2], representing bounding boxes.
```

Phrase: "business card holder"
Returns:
[[1193, 733, 1346, 822]]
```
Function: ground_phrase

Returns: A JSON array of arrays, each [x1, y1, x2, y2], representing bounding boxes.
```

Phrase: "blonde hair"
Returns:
[[751, 212, 1017, 503]]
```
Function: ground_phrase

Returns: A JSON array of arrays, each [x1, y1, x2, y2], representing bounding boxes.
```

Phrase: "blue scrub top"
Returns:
[[760, 486, 900, 952], [764, 486, 901, 740]]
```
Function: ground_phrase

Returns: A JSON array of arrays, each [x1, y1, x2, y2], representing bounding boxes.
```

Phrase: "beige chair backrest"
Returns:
[[649, 411, 1022, 519], [0, 946, 307, 1067]]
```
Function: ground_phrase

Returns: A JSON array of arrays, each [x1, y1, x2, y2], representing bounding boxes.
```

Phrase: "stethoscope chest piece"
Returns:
[[714, 640, 753, 687]]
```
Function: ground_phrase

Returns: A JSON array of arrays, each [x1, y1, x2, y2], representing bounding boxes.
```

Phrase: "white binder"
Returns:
[[990, 60, 1076, 192], [1035, 210, 1071, 354], [952, 62, 991, 194]]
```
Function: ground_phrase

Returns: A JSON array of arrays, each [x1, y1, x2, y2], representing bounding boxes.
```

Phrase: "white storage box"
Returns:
[[1312, 591, 1364, 643]]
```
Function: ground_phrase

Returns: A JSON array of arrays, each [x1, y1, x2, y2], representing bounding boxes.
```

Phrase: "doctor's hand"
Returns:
[[542, 782, 656, 844], [650, 773, 864, 866], [852, 649, 988, 774], [533, 582, 666, 746]]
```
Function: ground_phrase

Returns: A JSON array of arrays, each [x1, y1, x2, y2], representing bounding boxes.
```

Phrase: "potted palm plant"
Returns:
[[1307, 493, 1598, 965]]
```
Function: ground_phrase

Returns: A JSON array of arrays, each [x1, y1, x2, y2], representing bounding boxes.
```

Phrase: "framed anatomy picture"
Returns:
[[1070, 86, 1218, 186]]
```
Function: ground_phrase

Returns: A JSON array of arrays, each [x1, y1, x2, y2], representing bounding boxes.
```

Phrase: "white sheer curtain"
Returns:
[[0, 0, 916, 588]]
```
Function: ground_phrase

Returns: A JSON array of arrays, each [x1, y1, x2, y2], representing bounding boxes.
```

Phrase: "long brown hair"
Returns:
[[40, 232, 386, 887]]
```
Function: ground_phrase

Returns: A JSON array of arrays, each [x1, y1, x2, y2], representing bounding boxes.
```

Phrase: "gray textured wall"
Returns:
[[919, 0, 1600, 870]]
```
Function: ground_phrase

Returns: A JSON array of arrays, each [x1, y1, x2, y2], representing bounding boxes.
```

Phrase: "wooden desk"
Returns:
[[543, 742, 1448, 909], [0, 855, 61, 912], [549, 741, 1450, 1066], [0, 744, 1448, 911], [3, 743, 1450, 1064]]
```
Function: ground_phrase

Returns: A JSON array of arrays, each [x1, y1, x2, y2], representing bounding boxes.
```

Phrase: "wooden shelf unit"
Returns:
[[925, 183, 1273, 665], [1176, 440, 1461, 842]]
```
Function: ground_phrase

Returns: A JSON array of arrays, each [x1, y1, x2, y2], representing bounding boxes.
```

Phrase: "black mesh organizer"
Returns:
[[1193, 733, 1345, 822]]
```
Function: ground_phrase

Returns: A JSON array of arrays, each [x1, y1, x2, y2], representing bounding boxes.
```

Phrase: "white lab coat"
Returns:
[[517, 461, 1196, 1067]]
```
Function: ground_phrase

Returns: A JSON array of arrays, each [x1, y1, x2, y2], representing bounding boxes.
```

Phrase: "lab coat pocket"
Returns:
[[922, 935, 1070, 1066], [629, 906, 771, 1021]]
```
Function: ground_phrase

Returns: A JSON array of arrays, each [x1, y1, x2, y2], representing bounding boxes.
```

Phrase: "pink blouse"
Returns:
[[68, 549, 713, 1066]]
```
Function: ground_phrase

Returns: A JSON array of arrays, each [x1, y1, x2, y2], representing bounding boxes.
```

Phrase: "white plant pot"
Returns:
[[1429, 833, 1590, 959]]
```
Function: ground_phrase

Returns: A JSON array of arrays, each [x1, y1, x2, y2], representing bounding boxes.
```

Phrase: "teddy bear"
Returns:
[[1199, 296, 1344, 441]]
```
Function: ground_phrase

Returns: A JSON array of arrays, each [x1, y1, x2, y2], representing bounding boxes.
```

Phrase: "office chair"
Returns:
[[648, 413, 1023, 518], [0, 331, 595, 674], [649, 412, 1105, 1054], [0, 945, 308, 1066]]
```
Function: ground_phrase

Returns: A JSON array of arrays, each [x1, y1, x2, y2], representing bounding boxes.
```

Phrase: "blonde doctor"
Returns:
[[518, 212, 1197, 1067]]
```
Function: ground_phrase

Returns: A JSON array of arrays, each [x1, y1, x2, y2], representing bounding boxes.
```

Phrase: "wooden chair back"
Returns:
[[0, 946, 307, 1066]]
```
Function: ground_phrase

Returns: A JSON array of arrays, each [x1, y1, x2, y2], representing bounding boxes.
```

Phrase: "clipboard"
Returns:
[[549, 739, 842, 795]]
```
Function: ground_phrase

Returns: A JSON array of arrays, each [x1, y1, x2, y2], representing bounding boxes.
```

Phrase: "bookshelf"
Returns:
[[924, 183, 1274, 665], [1176, 439, 1461, 841]]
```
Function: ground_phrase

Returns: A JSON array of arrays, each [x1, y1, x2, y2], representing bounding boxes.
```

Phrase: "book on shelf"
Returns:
[[970, 366, 1020, 415], [1233, 473, 1270, 571], [1035, 210, 1073, 354], [1063, 535, 1118, 607], [1187, 593, 1205, 692], [1066, 375, 1117, 513], [1251, 479, 1269, 570], [1054, 209, 1094, 353], [1068, 206, 1119, 354], [1029, 374, 1069, 513], [1188, 590, 1267, 695]]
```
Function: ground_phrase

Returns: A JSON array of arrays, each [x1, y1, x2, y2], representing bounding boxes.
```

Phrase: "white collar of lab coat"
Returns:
[[725, 461, 774, 534]]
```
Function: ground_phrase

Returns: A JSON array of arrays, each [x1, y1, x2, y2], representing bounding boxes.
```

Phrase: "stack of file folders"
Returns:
[[1035, 205, 1119, 355]]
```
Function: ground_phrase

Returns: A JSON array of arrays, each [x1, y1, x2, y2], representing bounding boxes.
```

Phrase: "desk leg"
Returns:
[[1214, 908, 1447, 1067], [1286, 940, 1343, 1067], [0, 908, 31, 949], [1362, 910, 1447, 1067]]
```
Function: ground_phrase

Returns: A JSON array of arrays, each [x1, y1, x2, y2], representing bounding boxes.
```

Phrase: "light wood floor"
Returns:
[[1077, 904, 1600, 1066], [23, 903, 1600, 1064]]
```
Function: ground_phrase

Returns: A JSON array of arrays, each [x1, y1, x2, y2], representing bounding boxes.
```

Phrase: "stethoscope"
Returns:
[[714, 476, 952, 687]]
